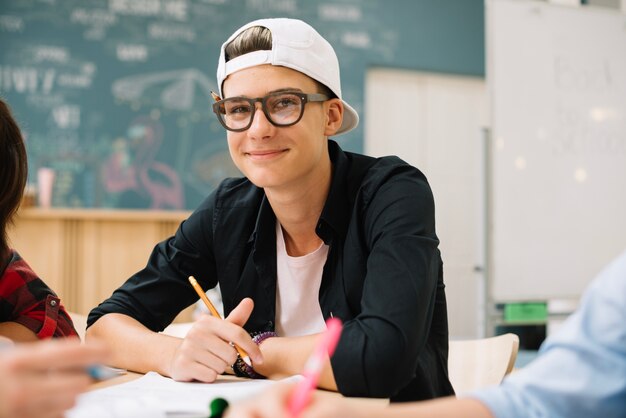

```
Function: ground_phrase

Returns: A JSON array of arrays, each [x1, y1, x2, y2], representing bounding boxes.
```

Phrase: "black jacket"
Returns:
[[88, 140, 455, 401]]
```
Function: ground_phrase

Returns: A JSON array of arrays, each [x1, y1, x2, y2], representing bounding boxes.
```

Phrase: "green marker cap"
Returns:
[[209, 397, 229, 418]]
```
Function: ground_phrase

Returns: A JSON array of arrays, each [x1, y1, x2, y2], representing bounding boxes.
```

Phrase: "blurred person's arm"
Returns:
[[0, 339, 108, 418], [224, 383, 492, 418], [471, 250, 626, 418]]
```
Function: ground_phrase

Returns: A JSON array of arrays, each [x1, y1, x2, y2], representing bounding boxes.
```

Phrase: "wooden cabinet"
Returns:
[[7, 208, 194, 322]]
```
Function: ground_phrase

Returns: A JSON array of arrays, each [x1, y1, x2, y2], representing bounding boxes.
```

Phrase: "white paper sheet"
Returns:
[[66, 372, 301, 418]]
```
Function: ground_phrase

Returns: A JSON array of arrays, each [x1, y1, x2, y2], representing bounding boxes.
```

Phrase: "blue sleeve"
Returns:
[[470, 250, 626, 418]]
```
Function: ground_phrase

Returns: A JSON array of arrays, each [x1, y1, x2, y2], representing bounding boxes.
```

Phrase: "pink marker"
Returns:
[[287, 317, 343, 418]]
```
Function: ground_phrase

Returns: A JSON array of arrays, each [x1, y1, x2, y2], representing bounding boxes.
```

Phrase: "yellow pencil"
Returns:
[[210, 91, 221, 102], [187, 276, 250, 363]]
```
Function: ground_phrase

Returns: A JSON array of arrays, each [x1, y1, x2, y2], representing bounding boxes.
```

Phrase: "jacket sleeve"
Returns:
[[331, 168, 445, 398]]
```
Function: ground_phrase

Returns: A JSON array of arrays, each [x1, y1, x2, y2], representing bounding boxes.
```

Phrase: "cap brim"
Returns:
[[336, 100, 359, 136]]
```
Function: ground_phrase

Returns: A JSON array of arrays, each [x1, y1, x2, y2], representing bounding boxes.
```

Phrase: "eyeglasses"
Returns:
[[211, 91, 328, 132]]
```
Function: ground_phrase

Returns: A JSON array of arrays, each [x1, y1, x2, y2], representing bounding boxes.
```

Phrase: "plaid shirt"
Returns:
[[0, 250, 77, 338]]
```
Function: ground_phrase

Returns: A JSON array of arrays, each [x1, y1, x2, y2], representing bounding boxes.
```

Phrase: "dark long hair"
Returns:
[[0, 98, 28, 263]]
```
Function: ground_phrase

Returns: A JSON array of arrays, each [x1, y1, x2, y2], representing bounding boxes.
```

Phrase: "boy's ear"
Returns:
[[324, 98, 344, 136]]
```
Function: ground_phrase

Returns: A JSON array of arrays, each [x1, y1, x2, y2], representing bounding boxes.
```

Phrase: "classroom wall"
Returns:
[[366, 69, 488, 339]]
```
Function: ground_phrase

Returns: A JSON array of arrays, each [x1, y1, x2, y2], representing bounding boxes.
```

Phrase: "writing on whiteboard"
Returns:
[[554, 56, 612, 91]]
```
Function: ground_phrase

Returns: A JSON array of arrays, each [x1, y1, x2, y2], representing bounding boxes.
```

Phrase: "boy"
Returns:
[[88, 18, 453, 402]]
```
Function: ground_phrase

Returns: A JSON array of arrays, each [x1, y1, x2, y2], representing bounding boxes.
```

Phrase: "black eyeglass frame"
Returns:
[[211, 91, 329, 132]]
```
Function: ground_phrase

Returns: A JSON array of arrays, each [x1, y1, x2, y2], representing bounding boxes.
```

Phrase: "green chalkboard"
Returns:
[[0, 0, 483, 209]]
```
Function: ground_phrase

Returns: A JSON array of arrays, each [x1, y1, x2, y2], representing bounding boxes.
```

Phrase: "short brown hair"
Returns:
[[224, 26, 335, 99], [0, 98, 28, 260]]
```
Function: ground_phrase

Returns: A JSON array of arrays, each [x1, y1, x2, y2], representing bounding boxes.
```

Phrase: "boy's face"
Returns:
[[222, 64, 340, 191]]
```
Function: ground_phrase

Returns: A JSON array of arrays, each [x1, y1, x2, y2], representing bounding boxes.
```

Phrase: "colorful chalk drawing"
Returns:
[[111, 68, 217, 194], [103, 116, 184, 209]]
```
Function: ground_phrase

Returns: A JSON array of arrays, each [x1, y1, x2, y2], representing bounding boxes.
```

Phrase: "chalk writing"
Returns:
[[554, 56, 613, 91], [109, 0, 189, 21], [52, 105, 81, 129], [70, 8, 117, 26], [117, 44, 149, 62], [318, 4, 362, 22], [112, 69, 214, 111], [245, 0, 297, 13], [0, 66, 56, 94], [147, 22, 196, 42], [0, 15, 24, 32]]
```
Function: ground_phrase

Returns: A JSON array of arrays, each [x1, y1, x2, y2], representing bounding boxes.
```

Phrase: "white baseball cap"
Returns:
[[216, 18, 359, 136]]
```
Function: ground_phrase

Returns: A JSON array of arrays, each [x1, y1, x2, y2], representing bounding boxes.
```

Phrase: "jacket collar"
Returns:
[[317, 140, 351, 244]]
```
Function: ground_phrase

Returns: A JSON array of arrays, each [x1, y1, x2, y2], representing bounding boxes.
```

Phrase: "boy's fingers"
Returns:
[[225, 298, 254, 327]]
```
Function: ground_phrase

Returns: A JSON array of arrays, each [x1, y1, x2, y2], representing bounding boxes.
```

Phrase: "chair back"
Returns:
[[448, 333, 519, 394]]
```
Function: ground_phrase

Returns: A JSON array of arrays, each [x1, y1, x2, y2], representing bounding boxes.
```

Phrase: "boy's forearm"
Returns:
[[254, 334, 338, 391], [86, 313, 180, 376]]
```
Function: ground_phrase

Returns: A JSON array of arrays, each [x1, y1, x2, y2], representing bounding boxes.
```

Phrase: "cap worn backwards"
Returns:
[[216, 18, 359, 136]]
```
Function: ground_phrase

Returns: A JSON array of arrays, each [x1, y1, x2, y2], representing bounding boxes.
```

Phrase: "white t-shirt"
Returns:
[[274, 221, 328, 337]]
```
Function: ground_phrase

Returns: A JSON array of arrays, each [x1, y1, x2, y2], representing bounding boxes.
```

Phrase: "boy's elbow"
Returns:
[[337, 352, 416, 398], [365, 368, 414, 398], [341, 374, 411, 399]]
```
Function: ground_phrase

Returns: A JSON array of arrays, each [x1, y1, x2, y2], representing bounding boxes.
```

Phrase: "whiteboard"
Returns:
[[488, 0, 626, 301]]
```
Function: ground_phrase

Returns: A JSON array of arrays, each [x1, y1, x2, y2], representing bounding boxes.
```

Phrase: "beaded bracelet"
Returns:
[[252, 330, 278, 346], [232, 330, 277, 379]]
